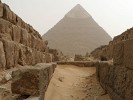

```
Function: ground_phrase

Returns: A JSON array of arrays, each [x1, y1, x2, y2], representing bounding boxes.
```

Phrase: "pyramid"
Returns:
[[43, 4, 112, 56]]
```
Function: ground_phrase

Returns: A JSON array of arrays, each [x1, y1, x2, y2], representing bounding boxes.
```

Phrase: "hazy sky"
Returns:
[[2, 0, 133, 38]]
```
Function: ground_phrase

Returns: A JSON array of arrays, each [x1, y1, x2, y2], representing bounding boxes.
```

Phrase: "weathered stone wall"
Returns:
[[91, 27, 133, 61], [91, 42, 113, 60], [95, 27, 133, 100], [0, 2, 55, 100], [0, 3, 52, 70], [49, 49, 64, 62]]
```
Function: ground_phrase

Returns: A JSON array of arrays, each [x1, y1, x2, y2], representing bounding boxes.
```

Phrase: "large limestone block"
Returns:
[[0, 86, 12, 100], [0, 72, 12, 85], [11, 11, 16, 24], [18, 45, 34, 66], [0, 18, 12, 40], [12, 25, 21, 43], [3, 4, 16, 24], [25, 23, 30, 33], [24, 47, 34, 65], [14, 43, 20, 66], [31, 34, 37, 49], [0, 3, 3, 17], [3, 4, 12, 22], [2, 39, 15, 69], [16, 16, 22, 27], [45, 53, 52, 63], [33, 50, 45, 64], [11, 63, 56, 100], [27, 33, 32, 47], [113, 42, 124, 65], [18, 45, 26, 66], [20, 28, 28, 46], [34, 39, 46, 52], [124, 39, 133, 69], [0, 41, 6, 69]]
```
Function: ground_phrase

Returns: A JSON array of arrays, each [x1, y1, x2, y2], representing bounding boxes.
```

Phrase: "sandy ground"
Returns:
[[45, 65, 111, 100]]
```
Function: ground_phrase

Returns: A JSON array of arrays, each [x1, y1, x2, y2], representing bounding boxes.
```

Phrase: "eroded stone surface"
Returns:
[[0, 86, 12, 100], [11, 63, 56, 99]]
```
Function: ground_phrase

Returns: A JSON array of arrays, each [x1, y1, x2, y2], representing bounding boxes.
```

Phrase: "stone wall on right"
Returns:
[[91, 27, 133, 61], [95, 27, 133, 100]]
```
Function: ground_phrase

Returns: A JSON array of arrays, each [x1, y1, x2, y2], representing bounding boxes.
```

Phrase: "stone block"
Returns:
[[0, 3, 3, 17], [24, 47, 34, 65], [0, 72, 12, 85], [25, 23, 30, 33], [2, 39, 15, 69], [12, 25, 21, 43], [21, 19, 26, 29], [0, 18, 12, 40], [14, 43, 20, 66], [45, 53, 52, 63], [3, 4, 12, 22], [11, 63, 56, 99], [31, 34, 36, 49], [11, 11, 16, 24], [27, 33, 32, 47], [18, 45, 33, 66], [16, 16, 22, 27], [20, 28, 28, 46], [34, 39, 46, 52], [113, 42, 124, 65], [0, 86, 12, 100], [0, 41, 6, 69], [124, 39, 133, 69]]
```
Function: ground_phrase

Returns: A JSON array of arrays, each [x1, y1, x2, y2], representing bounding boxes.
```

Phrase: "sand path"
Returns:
[[45, 65, 111, 100]]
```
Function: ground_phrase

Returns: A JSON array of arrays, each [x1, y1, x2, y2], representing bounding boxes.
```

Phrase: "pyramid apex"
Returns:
[[76, 4, 82, 6], [65, 4, 91, 18]]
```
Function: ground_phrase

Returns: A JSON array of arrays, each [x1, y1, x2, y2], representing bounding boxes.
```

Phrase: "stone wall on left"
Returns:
[[0, 1, 56, 100]]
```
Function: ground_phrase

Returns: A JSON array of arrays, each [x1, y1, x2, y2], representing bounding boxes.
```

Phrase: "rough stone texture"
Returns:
[[0, 41, 6, 69], [12, 25, 21, 43], [20, 28, 28, 46], [3, 39, 15, 69], [96, 62, 133, 100], [11, 63, 56, 100], [95, 26, 133, 100], [49, 49, 64, 61], [74, 54, 84, 61], [91, 27, 133, 61], [0, 86, 12, 100], [0, 71, 12, 86], [0, 3, 3, 17], [3, 4, 13, 23], [124, 39, 133, 69], [0, 18, 12, 40], [113, 42, 124, 65]]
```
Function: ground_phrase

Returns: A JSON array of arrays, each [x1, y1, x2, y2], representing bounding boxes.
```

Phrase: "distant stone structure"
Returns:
[[0, 2, 56, 100], [49, 49, 64, 61], [74, 54, 84, 61], [43, 4, 112, 56]]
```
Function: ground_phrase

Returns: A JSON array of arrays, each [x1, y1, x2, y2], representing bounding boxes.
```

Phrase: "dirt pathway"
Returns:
[[45, 65, 111, 100]]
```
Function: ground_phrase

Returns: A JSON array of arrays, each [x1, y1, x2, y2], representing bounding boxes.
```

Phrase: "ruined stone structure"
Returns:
[[49, 49, 64, 62], [91, 27, 133, 61], [92, 27, 133, 100], [0, 2, 56, 100]]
